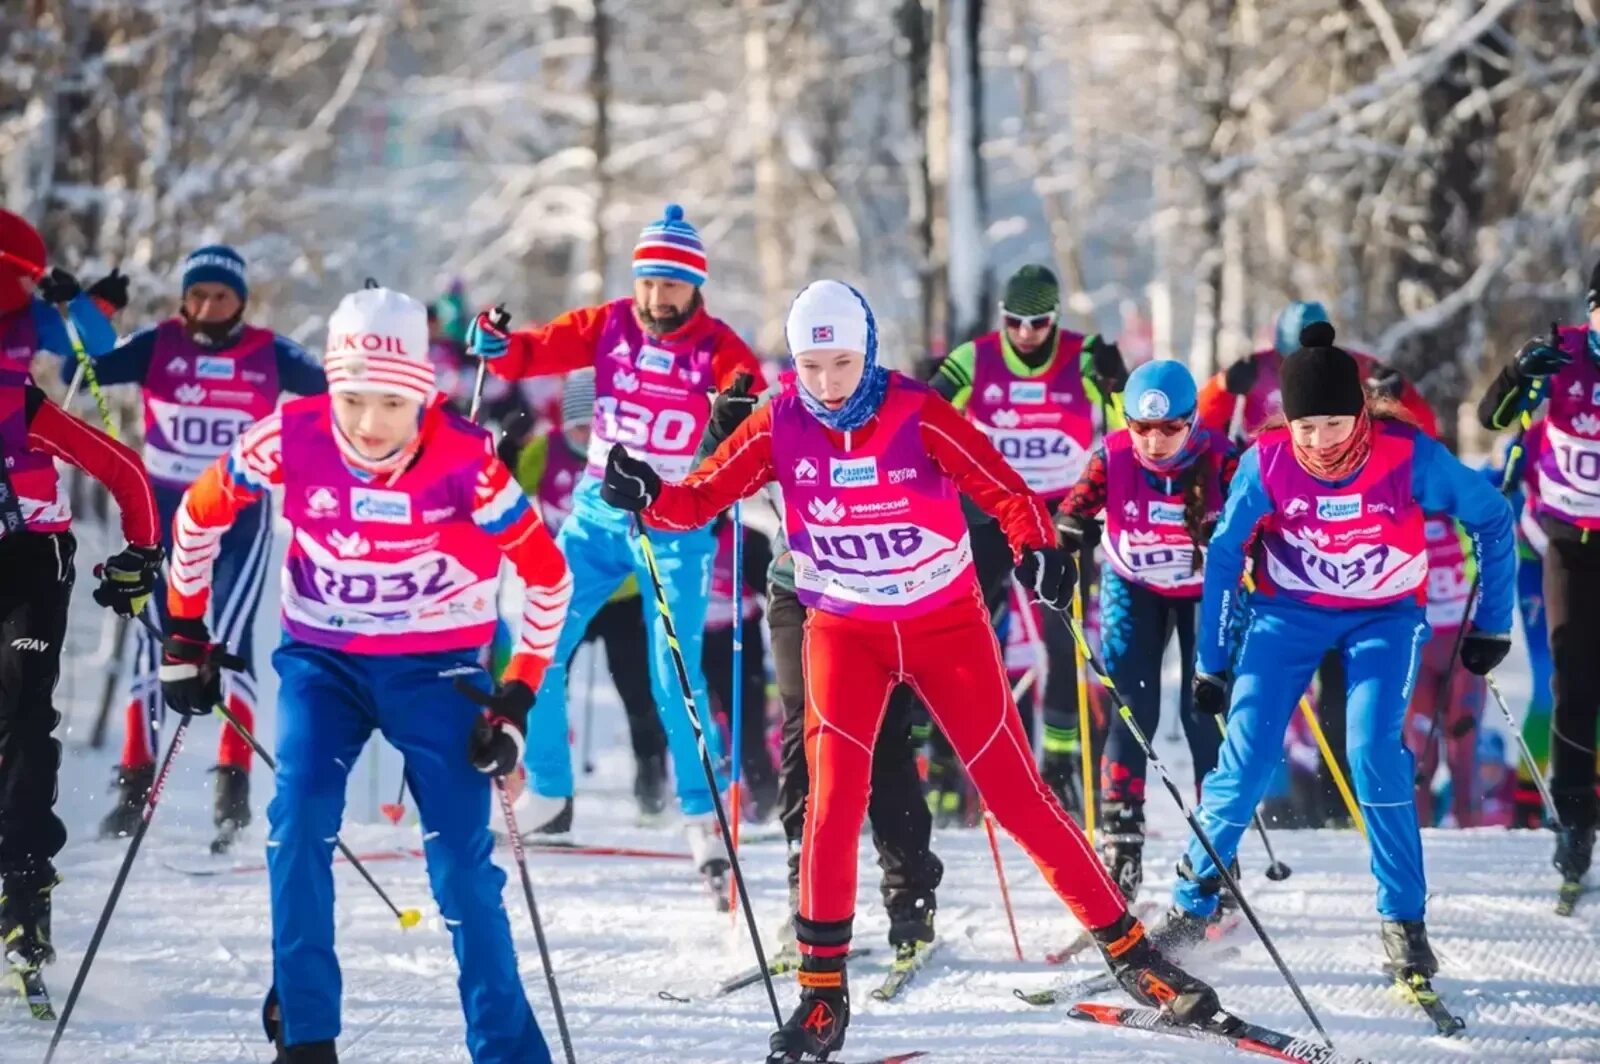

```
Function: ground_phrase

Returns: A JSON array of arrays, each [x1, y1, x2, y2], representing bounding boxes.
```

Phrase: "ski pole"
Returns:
[[1011, 579, 1048, 761], [380, 776, 408, 826], [1072, 581, 1094, 844], [1212, 717, 1291, 881], [727, 505, 744, 917], [982, 666, 1039, 964], [468, 304, 510, 423], [1057, 605, 1337, 1050], [1483, 672, 1564, 832], [579, 648, 599, 775], [56, 304, 116, 438], [46, 714, 192, 1063], [634, 516, 781, 1027], [133, 615, 423, 927]]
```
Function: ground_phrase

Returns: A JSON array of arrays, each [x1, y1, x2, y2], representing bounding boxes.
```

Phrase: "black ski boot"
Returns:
[[1040, 744, 1083, 821], [1146, 904, 1213, 956], [1380, 919, 1439, 980], [886, 895, 936, 952], [1093, 909, 1219, 1025], [1098, 802, 1145, 902], [0, 863, 60, 968], [98, 763, 154, 840], [265, 986, 338, 1061], [633, 752, 667, 820], [1553, 823, 1595, 882], [211, 764, 252, 854], [768, 954, 850, 1063]]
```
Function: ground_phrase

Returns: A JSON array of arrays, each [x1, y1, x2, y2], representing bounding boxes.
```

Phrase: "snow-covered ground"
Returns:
[[12, 514, 1600, 1063]]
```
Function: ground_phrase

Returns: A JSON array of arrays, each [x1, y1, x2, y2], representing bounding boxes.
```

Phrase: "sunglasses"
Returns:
[[1128, 418, 1189, 438], [1001, 309, 1057, 331]]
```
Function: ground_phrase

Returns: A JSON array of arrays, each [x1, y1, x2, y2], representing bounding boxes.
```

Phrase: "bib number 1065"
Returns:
[[595, 397, 697, 453]]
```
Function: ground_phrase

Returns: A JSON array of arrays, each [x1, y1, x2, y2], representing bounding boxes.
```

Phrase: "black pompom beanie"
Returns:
[[1279, 321, 1366, 421]]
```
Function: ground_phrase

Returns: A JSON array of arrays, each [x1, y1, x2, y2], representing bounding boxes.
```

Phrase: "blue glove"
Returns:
[[465, 305, 512, 360]]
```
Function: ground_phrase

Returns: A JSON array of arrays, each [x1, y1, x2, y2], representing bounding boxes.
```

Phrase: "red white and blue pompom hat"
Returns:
[[324, 286, 437, 404], [632, 203, 708, 286]]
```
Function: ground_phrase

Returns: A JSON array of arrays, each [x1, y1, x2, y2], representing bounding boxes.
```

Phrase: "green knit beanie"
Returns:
[[1001, 265, 1061, 317]]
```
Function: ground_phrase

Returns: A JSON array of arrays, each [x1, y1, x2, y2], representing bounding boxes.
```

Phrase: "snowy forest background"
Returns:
[[2, 0, 1597, 447]]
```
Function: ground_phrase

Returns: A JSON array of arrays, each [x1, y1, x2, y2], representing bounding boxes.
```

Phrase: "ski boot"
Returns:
[[924, 751, 966, 828], [0, 863, 60, 969], [525, 794, 574, 836], [886, 895, 936, 952], [1093, 909, 1219, 1025], [687, 815, 731, 911], [1098, 801, 1145, 902], [1040, 729, 1083, 821], [98, 763, 155, 840], [1380, 919, 1439, 980], [264, 987, 338, 1062], [633, 752, 667, 821], [1146, 904, 1213, 956], [768, 954, 850, 1063], [1553, 823, 1595, 882], [211, 764, 252, 855]]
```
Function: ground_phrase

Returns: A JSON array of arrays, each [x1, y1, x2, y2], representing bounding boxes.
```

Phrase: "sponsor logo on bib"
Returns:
[[807, 497, 845, 524], [983, 383, 1004, 403], [637, 346, 674, 374], [793, 458, 819, 485], [329, 530, 372, 558], [990, 408, 1021, 428], [1316, 495, 1362, 522], [196, 356, 235, 380], [1009, 381, 1047, 404], [1148, 500, 1185, 525], [306, 487, 340, 518], [830, 456, 879, 488], [351, 488, 412, 524], [1285, 497, 1310, 518], [165, 356, 188, 376], [173, 383, 207, 404], [613, 370, 640, 394]]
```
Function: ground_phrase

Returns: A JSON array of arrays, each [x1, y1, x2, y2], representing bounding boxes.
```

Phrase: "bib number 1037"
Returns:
[[595, 397, 697, 453]]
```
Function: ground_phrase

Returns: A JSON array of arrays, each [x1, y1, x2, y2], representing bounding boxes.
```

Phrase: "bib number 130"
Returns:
[[595, 397, 697, 453]]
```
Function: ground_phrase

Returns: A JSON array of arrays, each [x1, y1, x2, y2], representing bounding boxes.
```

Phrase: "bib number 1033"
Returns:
[[595, 397, 697, 453]]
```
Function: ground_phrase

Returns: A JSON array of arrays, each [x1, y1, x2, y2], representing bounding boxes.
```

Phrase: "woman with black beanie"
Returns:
[[1155, 322, 1517, 991]]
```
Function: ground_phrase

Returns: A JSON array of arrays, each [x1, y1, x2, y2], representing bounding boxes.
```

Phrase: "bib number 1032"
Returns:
[[595, 397, 697, 453], [316, 557, 454, 605]]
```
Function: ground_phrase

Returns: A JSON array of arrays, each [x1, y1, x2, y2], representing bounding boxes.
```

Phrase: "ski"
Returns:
[[1015, 946, 1240, 1006], [693, 946, 876, 999], [1067, 1002, 1371, 1064], [1045, 901, 1158, 965], [7, 962, 53, 1020], [1555, 878, 1584, 917], [209, 821, 243, 856], [164, 840, 691, 877], [870, 939, 940, 1002], [767, 1052, 926, 1064], [1391, 973, 1465, 1036]]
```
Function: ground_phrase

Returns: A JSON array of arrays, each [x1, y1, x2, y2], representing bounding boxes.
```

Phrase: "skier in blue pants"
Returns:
[[1157, 321, 1516, 982], [465, 205, 764, 890]]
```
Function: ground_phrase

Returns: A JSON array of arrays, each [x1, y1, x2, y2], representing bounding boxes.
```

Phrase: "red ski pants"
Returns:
[[796, 585, 1125, 952]]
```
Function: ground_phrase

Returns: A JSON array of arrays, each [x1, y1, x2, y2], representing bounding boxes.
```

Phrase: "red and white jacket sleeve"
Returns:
[[643, 407, 778, 531], [25, 391, 159, 547], [472, 442, 572, 690], [917, 392, 1053, 558], [169, 412, 283, 619]]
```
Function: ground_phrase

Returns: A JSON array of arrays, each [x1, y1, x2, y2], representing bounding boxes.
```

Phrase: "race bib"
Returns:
[[983, 427, 1087, 490], [1266, 529, 1426, 600]]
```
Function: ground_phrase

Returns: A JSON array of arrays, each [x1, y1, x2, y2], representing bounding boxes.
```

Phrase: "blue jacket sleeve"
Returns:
[[275, 335, 327, 395], [1411, 433, 1516, 635], [31, 295, 119, 363], [1197, 445, 1273, 674], [76, 324, 158, 387]]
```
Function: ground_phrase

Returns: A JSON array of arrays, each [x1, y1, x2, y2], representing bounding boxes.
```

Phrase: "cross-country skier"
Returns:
[[464, 203, 763, 884], [602, 279, 1218, 1063], [87, 245, 327, 850], [0, 208, 164, 979], [164, 286, 571, 1064], [691, 368, 947, 977], [928, 263, 1128, 813], [503, 368, 668, 821], [1056, 359, 1234, 899], [1476, 257, 1600, 889], [1403, 515, 1487, 826], [1163, 321, 1514, 987]]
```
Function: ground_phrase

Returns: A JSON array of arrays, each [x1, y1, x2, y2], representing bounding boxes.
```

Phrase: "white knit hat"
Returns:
[[785, 280, 872, 358], [324, 287, 435, 403]]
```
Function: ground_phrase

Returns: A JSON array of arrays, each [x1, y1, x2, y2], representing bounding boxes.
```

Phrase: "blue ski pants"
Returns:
[[1176, 596, 1432, 921], [524, 508, 722, 814], [268, 641, 550, 1063]]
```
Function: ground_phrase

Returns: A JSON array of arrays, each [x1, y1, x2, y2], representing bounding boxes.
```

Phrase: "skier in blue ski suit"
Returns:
[[1158, 322, 1516, 979], [465, 205, 763, 870]]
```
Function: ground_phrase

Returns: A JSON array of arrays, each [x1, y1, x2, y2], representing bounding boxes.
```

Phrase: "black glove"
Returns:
[[1515, 331, 1570, 379], [455, 678, 535, 777], [87, 268, 130, 312], [159, 616, 241, 716], [36, 267, 81, 305], [1015, 546, 1078, 611], [1365, 365, 1404, 401], [1087, 338, 1129, 394], [1054, 512, 1102, 555], [708, 371, 759, 440], [1194, 672, 1229, 716], [1459, 628, 1511, 676], [600, 443, 661, 512], [1223, 356, 1259, 396], [92, 544, 164, 617]]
